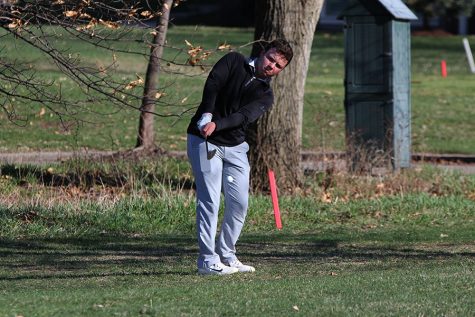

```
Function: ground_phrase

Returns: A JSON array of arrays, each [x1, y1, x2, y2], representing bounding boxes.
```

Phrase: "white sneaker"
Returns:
[[227, 259, 255, 273], [198, 263, 239, 276]]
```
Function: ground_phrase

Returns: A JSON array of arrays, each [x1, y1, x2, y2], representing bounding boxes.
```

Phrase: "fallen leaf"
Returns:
[[218, 43, 231, 50], [155, 92, 166, 99], [141, 10, 152, 17], [99, 19, 119, 29], [127, 9, 137, 17], [7, 19, 23, 29], [321, 192, 332, 203], [188, 46, 203, 58], [64, 10, 79, 18], [363, 224, 377, 230], [292, 305, 299, 311], [125, 75, 144, 90]]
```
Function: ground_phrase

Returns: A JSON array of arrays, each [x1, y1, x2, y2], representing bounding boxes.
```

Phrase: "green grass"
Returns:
[[0, 158, 473, 316], [1, 227, 474, 316], [1, 25, 475, 316], [1, 190, 474, 238], [0, 161, 474, 316], [1, 26, 474, 153], [0, 158, 473, 237]]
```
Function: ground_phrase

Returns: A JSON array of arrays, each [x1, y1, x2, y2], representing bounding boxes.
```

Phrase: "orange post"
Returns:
[[268, 169, 282, 230], [441, 60, 447, 77]]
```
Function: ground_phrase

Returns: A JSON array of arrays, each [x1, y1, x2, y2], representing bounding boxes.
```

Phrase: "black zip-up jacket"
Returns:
[[187, 52, 274, 146]]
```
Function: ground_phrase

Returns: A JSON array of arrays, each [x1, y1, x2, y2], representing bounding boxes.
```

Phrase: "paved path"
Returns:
[[1, 150, 474, 174]]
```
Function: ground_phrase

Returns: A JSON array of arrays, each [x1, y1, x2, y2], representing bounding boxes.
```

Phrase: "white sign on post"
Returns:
[[463, 38, 475, 74]]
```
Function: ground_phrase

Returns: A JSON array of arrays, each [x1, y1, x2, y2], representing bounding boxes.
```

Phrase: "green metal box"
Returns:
[[339, 0, 417, 171]]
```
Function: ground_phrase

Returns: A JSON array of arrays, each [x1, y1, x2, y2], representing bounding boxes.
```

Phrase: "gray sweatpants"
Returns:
[[187, 134, 250, 269]]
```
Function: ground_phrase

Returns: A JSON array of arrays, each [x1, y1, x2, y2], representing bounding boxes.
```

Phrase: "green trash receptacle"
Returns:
[[338, 0, 417, 171]]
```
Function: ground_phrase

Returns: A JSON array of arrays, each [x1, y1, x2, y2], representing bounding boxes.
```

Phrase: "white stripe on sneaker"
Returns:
[[198, 263, 239, 275], [227, 260, 255, 273]]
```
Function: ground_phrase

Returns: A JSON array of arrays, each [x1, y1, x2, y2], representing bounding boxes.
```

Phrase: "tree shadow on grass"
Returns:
[[238, 233, 475, 265], [0, 235, 198, 280], [0, 233, 474, 281]]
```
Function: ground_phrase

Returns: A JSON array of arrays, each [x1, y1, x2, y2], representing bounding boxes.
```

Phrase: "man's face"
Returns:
[[255, 48, 289, 79]]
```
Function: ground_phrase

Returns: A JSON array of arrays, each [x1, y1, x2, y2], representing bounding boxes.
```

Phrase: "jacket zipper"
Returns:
[[244, 76, 255, 87]]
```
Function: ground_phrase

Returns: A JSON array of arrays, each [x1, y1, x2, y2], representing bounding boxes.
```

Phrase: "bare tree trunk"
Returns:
[[136, 0, 173, 149], [249, 0, 324, 191]]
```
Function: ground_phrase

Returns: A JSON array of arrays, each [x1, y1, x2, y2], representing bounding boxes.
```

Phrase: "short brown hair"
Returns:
[[267, 39, 293, 64], [252, 39, 294, 65]]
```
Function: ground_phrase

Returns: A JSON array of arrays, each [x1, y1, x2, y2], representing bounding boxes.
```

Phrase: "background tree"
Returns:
[[404, 0, 475, 29], [136, 0, 173, 150], [0, 0, 217, 151], [248, 0, 324, 191]]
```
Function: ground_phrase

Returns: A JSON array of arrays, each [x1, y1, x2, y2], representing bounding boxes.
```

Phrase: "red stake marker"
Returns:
[[441, 60, 447, 77], [268, 169, 282, 230]]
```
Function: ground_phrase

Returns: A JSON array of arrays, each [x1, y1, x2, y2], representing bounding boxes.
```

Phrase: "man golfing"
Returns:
[[187, 39, 293, 275]]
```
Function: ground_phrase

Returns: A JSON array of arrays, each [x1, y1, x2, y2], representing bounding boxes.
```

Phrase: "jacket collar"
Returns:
[[248, 58, 271, 84]]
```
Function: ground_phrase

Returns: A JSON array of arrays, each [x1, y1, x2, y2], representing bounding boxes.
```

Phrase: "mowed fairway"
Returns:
[[1, 26, 474, 153], [0, 170, 474, 316], [1, 229, 474, 316], [1, 24, 475, 317]]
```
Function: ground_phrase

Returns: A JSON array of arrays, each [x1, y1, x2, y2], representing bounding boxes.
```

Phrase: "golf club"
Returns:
[[205, 138, 216, 160]]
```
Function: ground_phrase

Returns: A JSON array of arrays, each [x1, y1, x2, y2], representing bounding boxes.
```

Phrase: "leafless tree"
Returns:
[[0, 0, 223, 149]]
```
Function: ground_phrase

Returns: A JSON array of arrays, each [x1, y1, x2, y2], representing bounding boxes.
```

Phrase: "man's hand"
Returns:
[[201, 122, 216, 138], [197, 113, 212, 131]]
